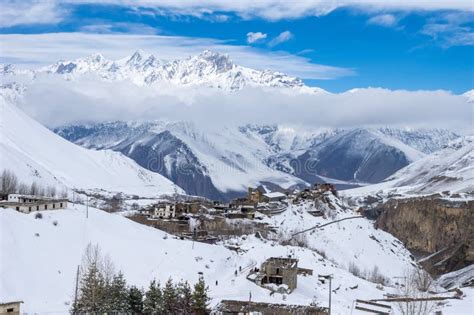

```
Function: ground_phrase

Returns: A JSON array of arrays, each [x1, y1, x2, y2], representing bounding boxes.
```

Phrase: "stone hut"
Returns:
[[259, 257, 298, 292], [0, 301, 23, 315]]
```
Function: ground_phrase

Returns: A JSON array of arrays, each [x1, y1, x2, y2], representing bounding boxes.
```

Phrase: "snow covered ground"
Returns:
[[3, 201, 471, 314]]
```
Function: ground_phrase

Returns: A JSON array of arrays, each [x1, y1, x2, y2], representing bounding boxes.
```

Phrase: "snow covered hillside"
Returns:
[[344, 137, 474, 197], [0, 98, 181, 197], [0, 203, 415, 314]]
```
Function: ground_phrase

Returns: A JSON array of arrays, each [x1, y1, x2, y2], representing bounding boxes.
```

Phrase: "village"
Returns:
[[126, 183, 340, 244], [0, 183, 467, 315]]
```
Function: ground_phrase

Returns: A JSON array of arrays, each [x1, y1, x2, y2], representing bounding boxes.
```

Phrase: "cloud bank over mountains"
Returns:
[[6, 72, 471, 134]]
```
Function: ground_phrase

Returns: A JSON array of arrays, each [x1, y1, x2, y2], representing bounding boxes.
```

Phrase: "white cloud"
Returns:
[[421, 12, 474, 47], [367, 14, 397, 27], [1, 0, 473, 27], [0, 32, 354, 80], [0, 0, 65, 27], [269, 31, 293, 47], [246, 32, 267, 43], [80, 23, 159, 34], [9, 74, 471, 134], [73, 0, 474, 20]]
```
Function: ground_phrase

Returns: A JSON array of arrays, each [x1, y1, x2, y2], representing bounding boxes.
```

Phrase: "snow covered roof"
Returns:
[[263, 192, 286, 199]]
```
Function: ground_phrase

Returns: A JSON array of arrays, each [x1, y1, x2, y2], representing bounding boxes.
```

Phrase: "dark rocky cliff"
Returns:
[[375, 197, 473, 275]]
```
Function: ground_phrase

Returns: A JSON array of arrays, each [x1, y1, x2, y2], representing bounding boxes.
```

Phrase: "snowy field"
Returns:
[[2, 204, 472, 314]]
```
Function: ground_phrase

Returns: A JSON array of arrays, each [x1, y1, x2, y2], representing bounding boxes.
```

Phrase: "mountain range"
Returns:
[[54, 121, 460, 200], [1, 50, 469, 200]]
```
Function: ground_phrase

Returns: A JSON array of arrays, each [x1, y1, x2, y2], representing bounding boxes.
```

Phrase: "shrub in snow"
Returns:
[[35, 212, 43, 219], [52, 220, 58, 226], [348, 262, 362, 278]]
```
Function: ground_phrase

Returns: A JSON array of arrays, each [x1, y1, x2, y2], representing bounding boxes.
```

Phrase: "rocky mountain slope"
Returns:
[[345, 136, 474, 197], [376, 197, 473, 276], [55, 121, 459, 200], [343, 139, 474, 277]]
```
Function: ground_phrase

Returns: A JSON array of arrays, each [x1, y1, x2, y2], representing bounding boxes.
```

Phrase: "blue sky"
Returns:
[[1, 1, 473, 93]]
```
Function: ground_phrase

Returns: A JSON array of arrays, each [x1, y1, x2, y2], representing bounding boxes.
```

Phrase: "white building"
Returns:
[[0, 194, 68, 214], [263, 192, 286, 202], [152, 204, 175, 219]]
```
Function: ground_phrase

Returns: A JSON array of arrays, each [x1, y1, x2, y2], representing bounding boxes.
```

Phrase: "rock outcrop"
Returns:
[[375, 197, 473, 276]]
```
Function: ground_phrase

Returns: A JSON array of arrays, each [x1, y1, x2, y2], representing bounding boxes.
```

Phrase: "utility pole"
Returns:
[[86, 195, 89, 219], [73, 265, 80, 312], [328, 276, 332, 315], [318, 274, 333, 315]]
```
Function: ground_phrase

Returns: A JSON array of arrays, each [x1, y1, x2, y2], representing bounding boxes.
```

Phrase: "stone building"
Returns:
[[0, 194, 68, 214], [152, 203, 175, 219], [0, 301, 23, 315], [254, 257, 299, 292], [248, 187, 265, 203]]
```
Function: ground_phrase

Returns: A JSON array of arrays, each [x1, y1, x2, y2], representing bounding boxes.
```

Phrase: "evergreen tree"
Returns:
[[75, 261, 106, 313], [176, 280, 193, 314], [143, 280, 163, 314], [108, 272, 129, 312], [128, 285, 144, 314], [162, 278, 178, 314], [192, 277, 210, 315]]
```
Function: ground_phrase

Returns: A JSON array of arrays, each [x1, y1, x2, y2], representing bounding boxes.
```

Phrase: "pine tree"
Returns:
[[76, 261, 106, 313], [128, 286, 144, 314], [143, 280, 163, 314], [176, 280, 193, 314], [108, 272, 130, 313], [192, 277, 210, 315], [162, 278, 178, 314]]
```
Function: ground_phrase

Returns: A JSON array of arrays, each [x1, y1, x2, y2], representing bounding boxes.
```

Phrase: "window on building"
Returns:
[[29, 207, 32, 212], [36, 206, 39, 210], [16, 206, 19, 211], [60, 203, 63, 207], [45, 205, 48, 210], [276, 268, 280, 275], [6, 308, 14, 312], [53, 204, 56, 209]]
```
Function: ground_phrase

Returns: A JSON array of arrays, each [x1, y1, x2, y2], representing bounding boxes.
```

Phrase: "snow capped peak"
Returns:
[[0, 64, 15, 75], [192, 49, 234, 72], [463, 89, 474, 103], [86, 52, 106, 63], [8, 50, 320, 91], [126, 49, 148, 66]]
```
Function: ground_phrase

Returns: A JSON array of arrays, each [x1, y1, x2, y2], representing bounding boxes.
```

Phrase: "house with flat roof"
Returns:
[[0, 194, 68, 213], [0, 301, 23, 315]]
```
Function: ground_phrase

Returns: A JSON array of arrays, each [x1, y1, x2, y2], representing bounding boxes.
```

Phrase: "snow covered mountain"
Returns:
[[54, 121, 307, 200], [54, 121, 459, 200], [463, 89, 474, 103], [3, 50, 324, 92], [0, 95, 182, 197], [345, 136, 474, 197]]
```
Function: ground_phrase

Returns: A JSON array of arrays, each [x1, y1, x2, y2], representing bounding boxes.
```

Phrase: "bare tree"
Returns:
[[1, 169, 18, 194], [30, 182, 40, 195], [396, 269, 435, 315], [46, 186, 57, 197], [17, 183, 29, 194]]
